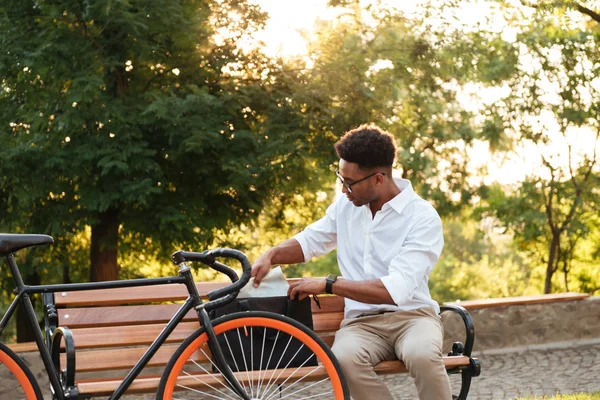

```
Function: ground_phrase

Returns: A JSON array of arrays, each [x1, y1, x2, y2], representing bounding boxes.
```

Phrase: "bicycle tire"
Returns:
[[157, 311, 349, 400], [0, 342, 43, 400]]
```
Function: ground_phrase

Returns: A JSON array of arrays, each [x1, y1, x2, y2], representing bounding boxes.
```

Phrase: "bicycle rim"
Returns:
[[0, 344, 42, 400], [158, 311, 348, 400]]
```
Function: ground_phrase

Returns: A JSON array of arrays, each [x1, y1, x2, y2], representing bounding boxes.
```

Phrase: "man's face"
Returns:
[[337, 159, 380, 207]]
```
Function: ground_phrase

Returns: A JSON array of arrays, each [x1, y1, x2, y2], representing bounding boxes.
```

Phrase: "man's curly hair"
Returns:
[[334, 124, 397, 169]]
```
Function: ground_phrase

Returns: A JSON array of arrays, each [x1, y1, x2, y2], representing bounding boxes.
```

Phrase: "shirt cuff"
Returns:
[[292, 232, 311, 263], [379, 274, 409, 306]]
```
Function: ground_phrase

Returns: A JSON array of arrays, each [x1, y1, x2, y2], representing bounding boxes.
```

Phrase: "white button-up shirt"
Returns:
[[293, 178, 443, 319]]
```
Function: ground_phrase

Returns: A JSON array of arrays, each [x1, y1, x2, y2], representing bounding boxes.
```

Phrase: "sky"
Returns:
[[250, 0, 600, 187], [249, 0, 343, 57]]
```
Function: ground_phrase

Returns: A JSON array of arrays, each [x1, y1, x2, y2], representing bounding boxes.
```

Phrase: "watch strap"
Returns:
[[325, 275, 338, 294]]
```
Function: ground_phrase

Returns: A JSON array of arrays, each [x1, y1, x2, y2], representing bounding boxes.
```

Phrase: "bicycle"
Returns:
[[0, 233, 349, 399]]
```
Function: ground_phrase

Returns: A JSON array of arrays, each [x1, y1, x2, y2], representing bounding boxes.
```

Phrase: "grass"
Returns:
[[513, 393, 600, 400]]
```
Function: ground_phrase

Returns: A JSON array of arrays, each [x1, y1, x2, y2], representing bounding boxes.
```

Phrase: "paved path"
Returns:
[[380, 339, 600, 400], [28, 338, 600, 399]]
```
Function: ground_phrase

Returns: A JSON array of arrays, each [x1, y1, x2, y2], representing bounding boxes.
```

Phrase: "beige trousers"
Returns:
[[331, 307, 452, 400]]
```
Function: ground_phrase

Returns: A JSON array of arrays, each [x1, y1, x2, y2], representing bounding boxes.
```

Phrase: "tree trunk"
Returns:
[[16, 270, 40, 343], [544, 233, 560, 294], [90, 208, 120, 281], [63, 262, 71, 284]]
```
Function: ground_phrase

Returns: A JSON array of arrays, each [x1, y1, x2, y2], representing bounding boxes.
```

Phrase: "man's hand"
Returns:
[[251, 252, 273, 288], [288, 278, 327, 301], [251, 239, 305, 288]]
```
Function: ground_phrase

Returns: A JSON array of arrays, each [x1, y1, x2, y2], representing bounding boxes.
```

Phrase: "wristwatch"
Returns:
[[325, 274, 338, 294]]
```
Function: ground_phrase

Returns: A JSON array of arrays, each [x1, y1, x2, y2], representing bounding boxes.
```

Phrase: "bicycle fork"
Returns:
[[197, 307, 252, 400], [179, 263, 251, 400]]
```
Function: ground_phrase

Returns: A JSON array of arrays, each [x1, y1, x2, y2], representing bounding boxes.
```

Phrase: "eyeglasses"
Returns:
[[335, 170, 385, 193]]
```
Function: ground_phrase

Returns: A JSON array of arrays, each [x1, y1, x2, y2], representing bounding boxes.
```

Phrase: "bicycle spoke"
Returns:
[[259, 334, 294, 399], [160, 313, 347, 400], [192, 348, 240, 398], [174, 383, 239, 400], [261, 350, 318, 400], [257, 330, 285, 399], [222, 331, 250, 395], [176, 367, 238, 400], [255, 326, 268, 396], [235, 327, 254, 397], [262, 358, 322, 400]]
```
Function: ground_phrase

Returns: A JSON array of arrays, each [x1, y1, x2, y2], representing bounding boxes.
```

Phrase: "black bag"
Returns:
[[212, 296, 318, 371]]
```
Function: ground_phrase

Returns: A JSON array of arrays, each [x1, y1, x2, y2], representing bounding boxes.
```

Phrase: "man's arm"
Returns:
[[252, 200, 339, 287], [288, 277, 395, 305], [331, 278, 394, 304], [251, 238, 304, 287]]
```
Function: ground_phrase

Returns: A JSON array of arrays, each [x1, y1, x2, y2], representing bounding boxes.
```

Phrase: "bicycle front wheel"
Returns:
[[157, 311, 349, 400], [0, 342, 43, 400]]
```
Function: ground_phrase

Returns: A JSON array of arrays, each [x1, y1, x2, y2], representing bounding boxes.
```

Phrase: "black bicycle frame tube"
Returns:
[[109, 264, 203, 399], [25, 275, 188, 294], [197, 307, 251, 400], [2, 253, 199, 400], [0, 291, 22, 334], [109, 296, 198, 399], [24, 292, 66, 400], [3, 254, 65, 399]]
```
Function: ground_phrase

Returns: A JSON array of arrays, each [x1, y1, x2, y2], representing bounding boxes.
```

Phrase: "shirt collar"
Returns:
[[381, 178, 417, 215]]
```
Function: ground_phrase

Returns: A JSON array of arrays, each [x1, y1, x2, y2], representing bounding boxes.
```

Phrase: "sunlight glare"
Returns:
[[249, 0, 343, 57], [250, 0, 600, 187]]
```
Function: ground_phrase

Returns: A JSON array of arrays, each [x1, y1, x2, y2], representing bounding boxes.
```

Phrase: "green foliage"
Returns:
[[472, 0, 600, 293], [430, 212, 539, 303], [287, 251, 341, 279], [0, 0, 329, 282], [1, 0, 599, 308], [279, 1, 520, 216]]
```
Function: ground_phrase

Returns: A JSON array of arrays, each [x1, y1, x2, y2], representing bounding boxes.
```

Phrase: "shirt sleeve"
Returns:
[[379, 212, 444, 306], [292, 200, 338, 262]]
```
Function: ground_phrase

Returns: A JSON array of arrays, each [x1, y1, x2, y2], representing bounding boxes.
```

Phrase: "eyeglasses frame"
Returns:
[[335, 170, 386, 193]]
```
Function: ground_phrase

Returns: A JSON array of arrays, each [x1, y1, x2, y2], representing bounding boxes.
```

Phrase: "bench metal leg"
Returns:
[[455, 358, 481, 400], [440, 305, 481, 400]]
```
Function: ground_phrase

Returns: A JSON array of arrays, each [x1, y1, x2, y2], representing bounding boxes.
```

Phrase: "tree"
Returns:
[[278, 1, 518, 216], [477, 0, 600, 293], [0, 0, 322, 281]]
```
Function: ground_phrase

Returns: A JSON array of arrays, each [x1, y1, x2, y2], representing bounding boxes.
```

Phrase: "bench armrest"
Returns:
[[50, 327, 76, 390], [440, 304, 475, 357], [43, 292, 57, 348]]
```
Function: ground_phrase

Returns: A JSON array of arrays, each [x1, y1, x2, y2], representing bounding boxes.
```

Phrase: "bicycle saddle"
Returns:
[[0, 234, 54, 255]]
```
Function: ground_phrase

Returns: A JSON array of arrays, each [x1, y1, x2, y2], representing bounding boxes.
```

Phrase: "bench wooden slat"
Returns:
[[64, 335, 354, 373], [61, 344, 210, 372], [44, 277, 479, 397], [6, 342, 39, 353], [54, 282, 225, 307], [75, 356, 472, 395], [66, 335, 336, 372], [54, 279, 307, 307], [62, 313, 343, 352], [446, 292, 590, 309], [57, 296, 345, 328], [77, 366, 328, 396], [65, 321, 201, 349], [373, 356, 470, 375]]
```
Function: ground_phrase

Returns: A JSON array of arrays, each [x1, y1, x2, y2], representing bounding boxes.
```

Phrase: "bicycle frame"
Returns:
[[0, 252, 204, 400]]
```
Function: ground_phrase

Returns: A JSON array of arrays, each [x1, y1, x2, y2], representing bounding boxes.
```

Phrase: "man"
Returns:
[[251, 124, 452, 399]]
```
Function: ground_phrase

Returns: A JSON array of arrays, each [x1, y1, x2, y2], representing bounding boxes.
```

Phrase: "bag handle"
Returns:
[[237, 298, 304, 341], [237, 297, 310, 317]]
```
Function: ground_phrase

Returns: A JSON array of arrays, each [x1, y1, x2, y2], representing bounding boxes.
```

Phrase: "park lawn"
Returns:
[[514, 393, 600, 400]]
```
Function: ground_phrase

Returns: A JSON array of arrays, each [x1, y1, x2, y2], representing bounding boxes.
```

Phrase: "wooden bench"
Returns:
[[445, 292, 590, 309], [38, 279, 480, 399]]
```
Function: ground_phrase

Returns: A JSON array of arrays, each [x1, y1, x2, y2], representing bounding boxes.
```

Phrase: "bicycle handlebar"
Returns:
[[171, 248, 252, 306]]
